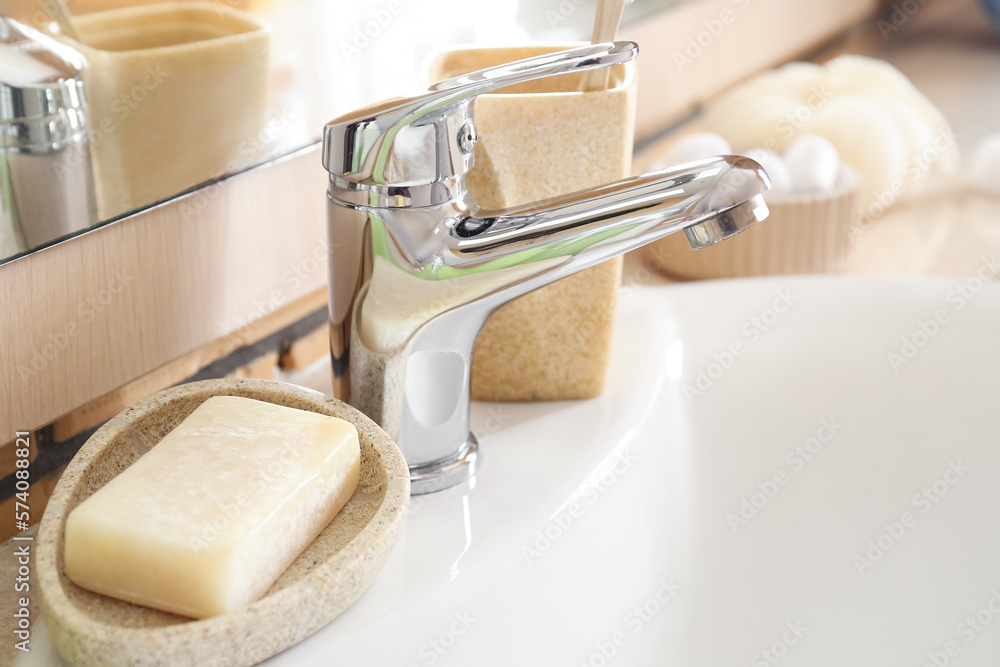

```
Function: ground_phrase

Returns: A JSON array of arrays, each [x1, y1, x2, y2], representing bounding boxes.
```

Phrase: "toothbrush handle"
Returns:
[[581, 0, 630, 91]]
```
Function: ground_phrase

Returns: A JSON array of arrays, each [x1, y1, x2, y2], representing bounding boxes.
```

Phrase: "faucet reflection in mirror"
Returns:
[[323, 42, 770, 494], [0, 17, 97, 260]]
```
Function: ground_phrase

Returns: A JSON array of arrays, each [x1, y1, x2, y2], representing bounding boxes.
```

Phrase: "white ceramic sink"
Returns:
[[21, 275, 1000, 665]]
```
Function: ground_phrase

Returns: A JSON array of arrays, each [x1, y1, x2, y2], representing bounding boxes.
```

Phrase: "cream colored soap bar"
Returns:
[[63, 396, 361, 619]]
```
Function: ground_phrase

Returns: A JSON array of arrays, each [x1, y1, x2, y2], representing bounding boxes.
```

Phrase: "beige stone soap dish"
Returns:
[[36, 378, 410, 667]]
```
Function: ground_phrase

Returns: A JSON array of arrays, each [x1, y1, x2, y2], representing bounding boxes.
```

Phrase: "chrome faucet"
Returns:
[[323, 42, 770, 494]]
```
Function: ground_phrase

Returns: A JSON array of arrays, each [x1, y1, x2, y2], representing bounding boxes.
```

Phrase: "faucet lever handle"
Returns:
[[425, 40, 637, 95], [322, 41, 638, 206]]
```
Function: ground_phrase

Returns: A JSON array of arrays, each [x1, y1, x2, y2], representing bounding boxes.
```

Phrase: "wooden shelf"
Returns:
[[0, 146, 330, 437]]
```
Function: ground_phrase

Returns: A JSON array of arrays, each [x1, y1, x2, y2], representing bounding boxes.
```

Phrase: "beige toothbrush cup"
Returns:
[[59, 2, 270, 220], [424, 43, 637, 402]]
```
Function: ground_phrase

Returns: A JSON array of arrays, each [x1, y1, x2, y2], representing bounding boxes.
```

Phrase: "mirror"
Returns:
[[0, 0, 683, 266]]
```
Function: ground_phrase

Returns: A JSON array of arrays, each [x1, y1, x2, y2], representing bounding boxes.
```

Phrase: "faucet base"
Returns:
[[409, 437, 480, 495]]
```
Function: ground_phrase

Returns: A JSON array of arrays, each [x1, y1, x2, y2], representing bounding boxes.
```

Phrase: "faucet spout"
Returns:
[[451, 155, 769, 262]]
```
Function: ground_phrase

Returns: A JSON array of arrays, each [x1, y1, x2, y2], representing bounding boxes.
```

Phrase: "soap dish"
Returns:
[[36, 378, 410, 667]]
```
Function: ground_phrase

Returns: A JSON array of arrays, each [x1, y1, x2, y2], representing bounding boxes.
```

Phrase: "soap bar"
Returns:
[[63, 396, 361, 619]]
